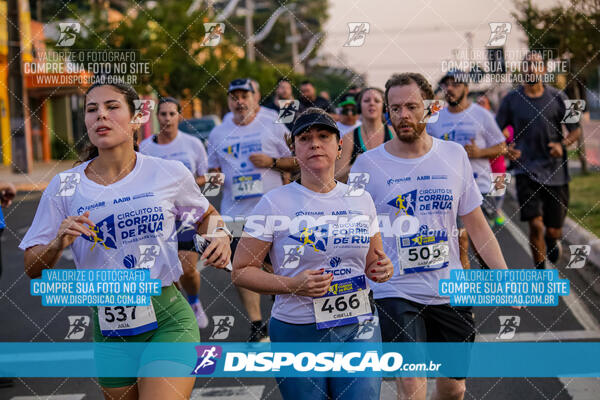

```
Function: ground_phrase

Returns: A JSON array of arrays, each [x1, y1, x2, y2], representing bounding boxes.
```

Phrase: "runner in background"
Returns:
[[207, 78, 298, 342], [335, 87, 394, 182], [139, 97, 211, 329], [427, 70, 506, 269], [477, 94, 512, 227], [299, 80, 335, 115], [335, 93, 362, 137], [496, 51, 581, 269]]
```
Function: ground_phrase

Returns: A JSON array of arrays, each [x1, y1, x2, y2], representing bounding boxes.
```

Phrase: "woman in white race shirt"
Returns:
[[232, 108, 394, 400], [20, 81, 231, 400]]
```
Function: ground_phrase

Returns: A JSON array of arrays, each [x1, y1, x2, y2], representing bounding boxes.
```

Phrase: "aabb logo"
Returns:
[[82, 215, 117, 251], [192, 345, 222, 375], [288, 224, 329, 252], [387, 190, 417, 216]]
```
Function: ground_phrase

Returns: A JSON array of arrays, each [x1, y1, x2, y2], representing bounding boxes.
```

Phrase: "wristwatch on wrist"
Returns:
[[271, 157, 278, 169], [213, 226, 233, 243]]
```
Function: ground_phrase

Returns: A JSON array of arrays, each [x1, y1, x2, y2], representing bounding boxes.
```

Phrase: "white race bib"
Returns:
[[397, 232, 449, 275], [313, 275, 372, 329], [98, 304, 158, 337], [232, 174, 263, 201]]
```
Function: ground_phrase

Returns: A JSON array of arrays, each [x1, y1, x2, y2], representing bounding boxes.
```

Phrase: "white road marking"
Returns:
[[477, 329, 600, 342], [504, 218, 600, 332], [11, 395, 85, 400], [558, 378, 600, 399], [190, 385, 264, 399]]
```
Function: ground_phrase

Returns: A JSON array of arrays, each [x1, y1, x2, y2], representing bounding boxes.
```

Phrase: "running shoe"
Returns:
[[494, 215, 506, 227], [190, 299, 209, 329], [546, 237, 563, 264]]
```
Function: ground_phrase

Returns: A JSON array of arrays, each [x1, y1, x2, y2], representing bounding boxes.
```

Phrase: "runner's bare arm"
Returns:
[[561, 126, 581, 147], [232, 234, 333, 296], [197, 204, 231, 268], [365, 233, 393, 283], [24, 212, 95, 278], [464, 140, 506, 159], [461, 206, 508, 270]]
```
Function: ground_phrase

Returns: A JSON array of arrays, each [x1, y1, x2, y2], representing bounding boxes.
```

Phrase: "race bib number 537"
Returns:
[[98, 304, 158, 337]]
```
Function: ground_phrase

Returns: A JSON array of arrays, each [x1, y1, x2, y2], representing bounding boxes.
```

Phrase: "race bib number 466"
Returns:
[[397, 231, 449, 275], [313, 275, 372, 329]]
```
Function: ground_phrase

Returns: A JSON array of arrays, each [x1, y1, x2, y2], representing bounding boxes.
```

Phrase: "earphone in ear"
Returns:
[[338, 145, 342, 151]]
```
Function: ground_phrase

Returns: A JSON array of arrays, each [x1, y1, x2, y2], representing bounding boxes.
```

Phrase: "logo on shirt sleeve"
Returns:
[[57, 173, 81, 197], [281, 245, 305, 269]]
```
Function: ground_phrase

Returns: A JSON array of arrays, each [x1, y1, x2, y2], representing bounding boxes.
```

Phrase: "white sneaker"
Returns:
[[190, 300, 209, 329]]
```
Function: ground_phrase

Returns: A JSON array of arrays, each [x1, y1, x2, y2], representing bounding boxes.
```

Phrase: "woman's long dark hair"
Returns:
[[80, 81, 140, 162]]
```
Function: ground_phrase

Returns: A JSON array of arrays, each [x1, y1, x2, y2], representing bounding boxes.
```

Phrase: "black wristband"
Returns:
[[271, 158, 278, 169]]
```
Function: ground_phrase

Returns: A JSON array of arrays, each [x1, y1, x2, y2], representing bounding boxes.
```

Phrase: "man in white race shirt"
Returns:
[[222, 79, 279, 124], [351, 73, 515, 400], [427, 70, 506, 269], [207, 78, 297, 341], [140, 97, 212, 329]]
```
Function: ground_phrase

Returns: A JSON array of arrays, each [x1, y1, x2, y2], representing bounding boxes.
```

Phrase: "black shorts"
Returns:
[[376, 297, 475, 379], [515, 174, 569, 228], [177, 240, 195, 251]]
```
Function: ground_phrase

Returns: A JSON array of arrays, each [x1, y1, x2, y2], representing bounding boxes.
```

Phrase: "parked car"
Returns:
[[178, 115, 221, 146]]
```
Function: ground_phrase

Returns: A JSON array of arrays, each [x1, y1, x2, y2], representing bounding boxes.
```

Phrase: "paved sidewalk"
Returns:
[[0, 160, 76, 192]]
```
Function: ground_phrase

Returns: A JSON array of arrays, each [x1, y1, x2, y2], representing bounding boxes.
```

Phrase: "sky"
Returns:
[[320, 0, 559, 88]]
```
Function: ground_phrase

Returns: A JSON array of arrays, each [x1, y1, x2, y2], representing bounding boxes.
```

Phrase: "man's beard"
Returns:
[[445, 90, 465, 107], [392, 121, 426, 143]]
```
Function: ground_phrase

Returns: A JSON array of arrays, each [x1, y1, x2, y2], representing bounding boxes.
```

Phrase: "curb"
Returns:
[[15, 182, 51, 192], [507, 180, 600, 273], [562, 217, 600, 273]]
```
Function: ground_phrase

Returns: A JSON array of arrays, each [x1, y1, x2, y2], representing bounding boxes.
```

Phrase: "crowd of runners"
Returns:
[[17, 49, 581, 400]]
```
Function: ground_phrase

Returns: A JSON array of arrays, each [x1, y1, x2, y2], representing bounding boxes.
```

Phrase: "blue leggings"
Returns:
[[269, 315, 382, 400]]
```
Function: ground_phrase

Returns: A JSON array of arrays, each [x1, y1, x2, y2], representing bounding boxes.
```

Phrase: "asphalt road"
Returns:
[[1, 188, 600, 399]]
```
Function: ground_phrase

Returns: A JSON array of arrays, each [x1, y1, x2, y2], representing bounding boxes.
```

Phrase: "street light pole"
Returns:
[[245, 0, 255, 62], [7, 0, 32, 173]]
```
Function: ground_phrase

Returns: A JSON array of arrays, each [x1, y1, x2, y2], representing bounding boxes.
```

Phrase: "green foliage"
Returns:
[[512, 0, 600, 91]]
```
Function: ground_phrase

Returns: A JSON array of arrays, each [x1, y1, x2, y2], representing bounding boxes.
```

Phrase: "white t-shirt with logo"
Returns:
[[139, 131, 208, 176], [337, 120, 362, 137], [350, 139, 482, 304], [427, 103, 505, 193], [207, 113, 291, 218], [244, 181, 379, 324], [19, 153, 210, 287]]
